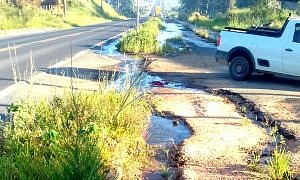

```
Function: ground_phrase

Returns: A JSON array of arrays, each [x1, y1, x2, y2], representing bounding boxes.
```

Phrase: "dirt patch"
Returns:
[[147, 50, 300, 178], [149, 87, 269, 179]]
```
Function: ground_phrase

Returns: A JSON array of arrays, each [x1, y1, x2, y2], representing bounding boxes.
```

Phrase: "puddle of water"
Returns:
[[182, 30, 216, 49], [92, 40, 122, 57], [147, 115, 191, 145], [157, 21, 216, 49], [157, 22, 183, 45]]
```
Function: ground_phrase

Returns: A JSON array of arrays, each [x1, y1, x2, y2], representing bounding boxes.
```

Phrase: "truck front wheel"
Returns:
[[229, 56, 251, 81]]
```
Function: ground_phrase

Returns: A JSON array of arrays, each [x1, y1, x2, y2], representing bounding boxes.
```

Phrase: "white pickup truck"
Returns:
[[216, 17, 300, 81]]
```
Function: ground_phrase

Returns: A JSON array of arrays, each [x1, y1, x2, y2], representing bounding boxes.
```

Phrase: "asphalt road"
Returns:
[[0, 19, 135, 92]]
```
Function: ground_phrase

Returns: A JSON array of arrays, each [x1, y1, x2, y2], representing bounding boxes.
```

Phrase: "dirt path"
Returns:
[[147, 47, 300, 177], [150, 87, 268, 179]]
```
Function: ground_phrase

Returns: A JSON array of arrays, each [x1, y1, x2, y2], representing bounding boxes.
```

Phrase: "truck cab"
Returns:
[[216, 17, 300, 81]]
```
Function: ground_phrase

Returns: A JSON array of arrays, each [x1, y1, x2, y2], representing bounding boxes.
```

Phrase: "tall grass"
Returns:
[[119, 17, 162, 54], [188, 16, 228, 32], [64, 0, 124, 27], [0, 3, 64, 30], [188, 6, 292, 32], [0, 86, 151, 179]]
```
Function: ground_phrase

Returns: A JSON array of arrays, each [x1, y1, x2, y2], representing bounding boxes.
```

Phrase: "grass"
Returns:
[[160, 36, 187, 56], [0, 3, 64, 30], [119, 17, 162, 55], [187, 6, 292, 32], [0, 0, 124, 30], [64, 0, 124, 27], [267, 147, 292, 180], [161, 164, 170, 178], [0, 71, 152, 179], [188, 16, 228, 32]]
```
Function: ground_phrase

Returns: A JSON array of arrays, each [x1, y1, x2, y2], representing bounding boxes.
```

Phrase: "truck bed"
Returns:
[[223, 26, 282, 37]]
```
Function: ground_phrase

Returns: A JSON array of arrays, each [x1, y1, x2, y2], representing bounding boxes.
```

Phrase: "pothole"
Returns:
[[147, 115, 191, 146]]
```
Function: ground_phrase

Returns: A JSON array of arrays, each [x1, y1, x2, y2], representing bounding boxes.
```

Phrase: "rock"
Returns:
[[261, 148, 271, 157]]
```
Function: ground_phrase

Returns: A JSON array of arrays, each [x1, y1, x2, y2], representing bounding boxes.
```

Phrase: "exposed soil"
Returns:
[[148, 87, 269, 179], [147, 48, 300, 178]]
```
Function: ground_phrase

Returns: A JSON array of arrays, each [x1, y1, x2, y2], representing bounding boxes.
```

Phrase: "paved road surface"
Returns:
[[0, 20, 135, 92]]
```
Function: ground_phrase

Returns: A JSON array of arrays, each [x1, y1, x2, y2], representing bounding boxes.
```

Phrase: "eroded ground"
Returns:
[[150, 87, 269, 179], [147, 46, 300, 177]]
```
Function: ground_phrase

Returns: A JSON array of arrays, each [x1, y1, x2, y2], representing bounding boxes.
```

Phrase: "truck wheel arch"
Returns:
[[228, 47, 255, 72]]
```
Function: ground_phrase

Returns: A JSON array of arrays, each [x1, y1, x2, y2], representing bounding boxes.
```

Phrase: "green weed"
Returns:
[[0, 88, 151, 179], [269, 126, 279, 137], [249, 152, 261, 172], [267, 147, 291, 180], [161, 164, 170, 178]]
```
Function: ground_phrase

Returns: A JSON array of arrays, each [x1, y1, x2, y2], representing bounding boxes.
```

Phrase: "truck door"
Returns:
[[282, 23, 300, 76]]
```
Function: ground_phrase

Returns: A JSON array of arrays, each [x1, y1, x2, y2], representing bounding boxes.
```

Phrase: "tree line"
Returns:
[[1, 0, 135, 16], [179, 0, 299, 17]]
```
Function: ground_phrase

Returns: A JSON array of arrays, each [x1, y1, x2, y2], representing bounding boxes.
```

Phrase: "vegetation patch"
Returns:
[[185, 0, 293, 31], [119, 17, 162, 55], [160, 37, 188, 56], [0, 0, 123, 30], [0, 89, 151, 179], [267, 147, 292, 180]]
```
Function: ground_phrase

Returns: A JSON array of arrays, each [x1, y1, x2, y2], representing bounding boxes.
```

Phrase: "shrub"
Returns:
[[0, 89, 151, 179], [188, 12, 208, 22]]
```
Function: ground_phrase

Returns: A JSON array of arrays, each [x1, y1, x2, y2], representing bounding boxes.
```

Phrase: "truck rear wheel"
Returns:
[[229, 56, 251, 81]]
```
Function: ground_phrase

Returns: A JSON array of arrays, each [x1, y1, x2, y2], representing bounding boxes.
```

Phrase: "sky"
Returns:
[[144, 0, 179, 8], [163, 0, 179, 8]]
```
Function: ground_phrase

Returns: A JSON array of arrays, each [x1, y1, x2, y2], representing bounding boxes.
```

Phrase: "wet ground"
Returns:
[[147, 115, 191, 145]]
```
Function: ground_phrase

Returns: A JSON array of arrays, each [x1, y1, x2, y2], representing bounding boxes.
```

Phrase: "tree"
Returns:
[[228, 0, 237, 11], [109, 0, 134, 16]]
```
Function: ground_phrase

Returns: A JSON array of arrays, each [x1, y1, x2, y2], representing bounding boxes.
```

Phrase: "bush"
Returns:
[[0, 89, 151, 179], [188, 12, 208, 22], [251, 0, 290, 28], [119, 17, 162, 54]]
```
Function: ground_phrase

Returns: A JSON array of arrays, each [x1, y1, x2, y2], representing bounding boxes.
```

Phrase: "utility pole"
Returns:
[[63, 0, 67, 16], [136, 0, 140, 30]]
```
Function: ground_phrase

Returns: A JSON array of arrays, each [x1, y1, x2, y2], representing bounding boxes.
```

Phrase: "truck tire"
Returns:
[[229, 56, 251, 81]]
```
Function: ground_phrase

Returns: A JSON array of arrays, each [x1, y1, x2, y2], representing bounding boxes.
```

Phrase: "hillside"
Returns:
[[0, 0, 125, 30]]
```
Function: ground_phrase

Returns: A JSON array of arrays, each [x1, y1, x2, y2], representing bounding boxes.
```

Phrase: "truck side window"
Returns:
[[293, 24, 300, 43]]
